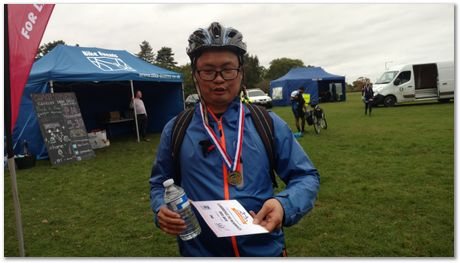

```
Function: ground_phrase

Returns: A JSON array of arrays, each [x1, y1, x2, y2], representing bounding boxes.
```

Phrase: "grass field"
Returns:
[[4, 92, 454, 257]]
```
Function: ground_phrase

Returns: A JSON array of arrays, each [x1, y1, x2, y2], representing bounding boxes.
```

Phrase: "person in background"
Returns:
[[149, 22, 320, 257], [240, 85, 251, 104], [290, 87, 306, 136], [131, 90, 150, 141], [362, 82, 374, 116], [331, 83, 338, 102], [302, 91, 311, 107]]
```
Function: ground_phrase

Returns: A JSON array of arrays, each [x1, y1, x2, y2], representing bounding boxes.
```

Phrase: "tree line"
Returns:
[[135, 41, 313, 97], [36, 40, 364, 97]]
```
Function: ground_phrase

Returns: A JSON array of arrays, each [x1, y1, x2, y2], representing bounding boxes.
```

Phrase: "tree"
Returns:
[[352, 77, 371, 92], [136, 40, 155, 64], [176, 63, 195, 98], [345, 82, 355, 92], [254, 79, 270, 93], [36, 40, 66, 60], [242, 54, 264, 90], [155, 47, 178, 70], [265, 58, 305, 80]]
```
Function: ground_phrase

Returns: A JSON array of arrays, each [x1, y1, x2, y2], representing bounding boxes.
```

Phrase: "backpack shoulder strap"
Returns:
[[171, 108, 194, 186], [246, 103, 278, 188]]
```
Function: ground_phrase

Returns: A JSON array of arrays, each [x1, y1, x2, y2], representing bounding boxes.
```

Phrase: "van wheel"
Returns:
[[383, 95, 396, 107], [438, 98, 450, 103]]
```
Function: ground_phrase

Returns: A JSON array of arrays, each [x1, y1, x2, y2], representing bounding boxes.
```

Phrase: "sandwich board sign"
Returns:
[[31, 92, 95, 165]]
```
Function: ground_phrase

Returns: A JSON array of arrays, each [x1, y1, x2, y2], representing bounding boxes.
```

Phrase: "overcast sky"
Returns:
[[40, 3, 455, 83]]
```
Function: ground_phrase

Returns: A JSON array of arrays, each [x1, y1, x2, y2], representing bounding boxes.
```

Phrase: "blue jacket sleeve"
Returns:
[[149, 118, 176, 227], [270, 113, 320, 227]]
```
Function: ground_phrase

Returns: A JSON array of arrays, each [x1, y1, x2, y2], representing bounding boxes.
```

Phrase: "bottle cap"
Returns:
[[163, 179, 174, 187]]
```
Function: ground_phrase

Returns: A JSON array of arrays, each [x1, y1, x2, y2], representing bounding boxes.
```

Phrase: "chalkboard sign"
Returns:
[[31, 92, 95, 165]]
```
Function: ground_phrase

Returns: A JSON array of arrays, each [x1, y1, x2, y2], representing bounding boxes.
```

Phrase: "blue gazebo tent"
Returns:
[[12, 44, 183, 159], [269, 67, 346, 106]]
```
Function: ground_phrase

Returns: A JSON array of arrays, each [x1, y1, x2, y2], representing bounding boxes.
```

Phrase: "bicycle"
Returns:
[[306, 105, 327, 134]]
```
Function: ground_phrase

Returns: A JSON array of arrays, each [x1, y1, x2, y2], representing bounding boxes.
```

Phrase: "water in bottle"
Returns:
[[163, 179, 201, 241]]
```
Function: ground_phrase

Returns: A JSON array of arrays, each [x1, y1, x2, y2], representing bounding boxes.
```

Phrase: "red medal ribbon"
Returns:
[[199, 102, 244, 172]]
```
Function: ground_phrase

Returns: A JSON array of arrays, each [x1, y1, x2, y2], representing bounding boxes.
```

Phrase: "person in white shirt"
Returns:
[[132, 90, 150, 141]]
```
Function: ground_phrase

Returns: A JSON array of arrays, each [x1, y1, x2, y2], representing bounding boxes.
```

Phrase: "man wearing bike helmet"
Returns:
[[149, 22, 320, 257], [290, 87, 307, 136]]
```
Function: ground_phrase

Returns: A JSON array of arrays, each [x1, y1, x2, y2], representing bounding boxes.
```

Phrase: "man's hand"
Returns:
[[250, 198, 284, 232], [157, 205, 186, 236]]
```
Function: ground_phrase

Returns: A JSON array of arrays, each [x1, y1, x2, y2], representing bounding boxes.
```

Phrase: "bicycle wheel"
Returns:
[[320, 113, 328, 129], [313, 115, 320, 134]]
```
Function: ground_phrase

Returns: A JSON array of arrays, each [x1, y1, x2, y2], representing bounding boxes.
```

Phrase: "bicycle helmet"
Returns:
[[186, 22, 247, 65]]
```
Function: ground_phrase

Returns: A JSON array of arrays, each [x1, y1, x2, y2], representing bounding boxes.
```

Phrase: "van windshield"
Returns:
[[375, 71, 398, 84]]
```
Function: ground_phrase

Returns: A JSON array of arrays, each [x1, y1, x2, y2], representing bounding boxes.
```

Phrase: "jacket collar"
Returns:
[[196, 97, 243, 124]]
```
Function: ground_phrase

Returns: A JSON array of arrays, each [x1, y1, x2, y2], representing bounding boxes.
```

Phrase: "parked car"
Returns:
[[185, 94, 200, 109], [247, 88, 272, 108]]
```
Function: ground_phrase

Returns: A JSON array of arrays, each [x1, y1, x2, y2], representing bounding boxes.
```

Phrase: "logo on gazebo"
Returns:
[[82, 50, 136, 72], [86, 56, 135, 72]]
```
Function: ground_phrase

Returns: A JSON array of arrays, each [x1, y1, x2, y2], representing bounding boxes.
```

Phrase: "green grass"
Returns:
[[4, 92, 454, 256]]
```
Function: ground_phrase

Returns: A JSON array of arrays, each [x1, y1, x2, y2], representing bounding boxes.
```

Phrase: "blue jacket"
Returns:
[[149, 99, 320, 256]]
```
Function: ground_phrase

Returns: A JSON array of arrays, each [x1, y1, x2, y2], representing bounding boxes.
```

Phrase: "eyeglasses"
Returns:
[[196, 68, 240, 81]]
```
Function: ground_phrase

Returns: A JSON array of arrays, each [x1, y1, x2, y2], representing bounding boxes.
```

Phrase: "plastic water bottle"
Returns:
[[163, 179, 201, 241]]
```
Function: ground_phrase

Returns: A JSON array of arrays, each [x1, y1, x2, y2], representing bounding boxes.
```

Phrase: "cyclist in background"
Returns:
[[290, 87, 306, 136], [240, 85, 251, 104]]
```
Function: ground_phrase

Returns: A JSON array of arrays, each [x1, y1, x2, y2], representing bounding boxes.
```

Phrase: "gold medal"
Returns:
[[228, 171, 242, 186]]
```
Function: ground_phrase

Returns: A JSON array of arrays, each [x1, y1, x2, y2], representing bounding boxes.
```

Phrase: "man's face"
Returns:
[[194, 50, 242, 112], [136, 91, 142, 98]]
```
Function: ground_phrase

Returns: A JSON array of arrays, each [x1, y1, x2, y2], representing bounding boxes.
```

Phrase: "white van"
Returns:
[[372, 61, 454, 106]]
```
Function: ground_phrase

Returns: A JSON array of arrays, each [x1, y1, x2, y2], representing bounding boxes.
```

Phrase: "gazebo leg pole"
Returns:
[[130, 80, 140, 143]]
